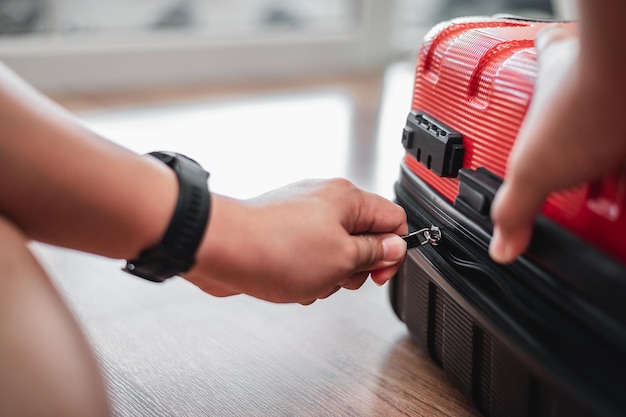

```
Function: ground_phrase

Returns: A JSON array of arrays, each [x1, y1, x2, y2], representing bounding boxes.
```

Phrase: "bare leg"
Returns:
[[0, 216, 111, 417]]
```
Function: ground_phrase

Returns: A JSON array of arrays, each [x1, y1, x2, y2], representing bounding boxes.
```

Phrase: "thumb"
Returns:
[[352, 233, 406, 272], [534, 24, 575, 58], [529, 24, 578, 121]]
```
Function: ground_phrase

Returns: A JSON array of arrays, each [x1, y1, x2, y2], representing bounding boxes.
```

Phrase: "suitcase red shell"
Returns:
[[391, 16, 626, 417], [402, 16, 626, 263]]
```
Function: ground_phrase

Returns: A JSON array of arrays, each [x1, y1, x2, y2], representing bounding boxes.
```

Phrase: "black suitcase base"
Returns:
[[392, 249, 591, 417], [390, 162, 626, 417]]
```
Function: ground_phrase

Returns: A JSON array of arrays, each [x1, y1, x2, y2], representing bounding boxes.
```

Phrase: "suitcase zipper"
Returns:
[[402, 226, 442, 248], [399, 200, 546, 325], [395, 176, 626, 350], [394, 174, 626, 414]]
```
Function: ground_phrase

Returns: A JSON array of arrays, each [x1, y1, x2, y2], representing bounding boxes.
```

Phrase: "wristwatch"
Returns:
[[123, 151, 211, 282]]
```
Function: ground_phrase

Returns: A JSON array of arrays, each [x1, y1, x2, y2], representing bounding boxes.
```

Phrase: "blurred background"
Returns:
[[0, 0, 574, 96]]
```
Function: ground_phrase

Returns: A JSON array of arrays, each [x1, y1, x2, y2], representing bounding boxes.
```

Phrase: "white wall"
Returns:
[[0, 0, 399, 95]]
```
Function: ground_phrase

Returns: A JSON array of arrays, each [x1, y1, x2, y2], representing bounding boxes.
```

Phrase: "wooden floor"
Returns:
[[34, 62, 482, 417]]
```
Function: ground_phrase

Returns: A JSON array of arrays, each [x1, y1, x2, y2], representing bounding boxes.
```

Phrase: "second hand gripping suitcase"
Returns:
[[389, 16, 626, 417]]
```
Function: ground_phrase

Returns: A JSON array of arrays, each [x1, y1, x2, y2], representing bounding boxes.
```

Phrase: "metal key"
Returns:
[[402, 226, 442, 249]]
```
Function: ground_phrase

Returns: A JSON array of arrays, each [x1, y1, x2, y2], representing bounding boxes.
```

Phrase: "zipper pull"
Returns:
[[402, 226, 442, 249]]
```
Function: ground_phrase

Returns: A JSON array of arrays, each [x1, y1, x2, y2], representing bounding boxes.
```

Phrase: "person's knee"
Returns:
[[0, 215, 111, 417]]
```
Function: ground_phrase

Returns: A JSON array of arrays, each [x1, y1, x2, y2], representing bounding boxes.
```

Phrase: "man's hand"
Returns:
[[490, 25, 626, 263], [185, 179, 408, 304]]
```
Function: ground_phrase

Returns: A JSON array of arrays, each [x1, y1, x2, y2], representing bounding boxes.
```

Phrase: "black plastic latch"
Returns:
[[402, 111, 464, 177], [454, 168, 503, 231]]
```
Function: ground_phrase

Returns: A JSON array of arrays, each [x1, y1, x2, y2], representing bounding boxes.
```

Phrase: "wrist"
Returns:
[[124, 152, 211, 282], [127, 154, 179, 258], [185, 195, 259, 287]]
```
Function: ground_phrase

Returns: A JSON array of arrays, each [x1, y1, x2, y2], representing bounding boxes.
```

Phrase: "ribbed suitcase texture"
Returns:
[[391, 16, 626, 417], [392, 250, 592, 417]]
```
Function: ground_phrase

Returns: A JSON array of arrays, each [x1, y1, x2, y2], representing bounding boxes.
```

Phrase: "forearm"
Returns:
[[0, 62, 177, 260]]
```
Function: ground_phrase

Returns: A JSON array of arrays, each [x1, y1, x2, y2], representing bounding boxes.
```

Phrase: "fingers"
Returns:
[[348, 233, 405, 287], [299, 271, 384, 306], [322, 285, 342, 298], [370, 264, 402, 286], [488, 24, 578, 264], [341, 273, 369, 291], [299, 276, 365, 305], [489, 180, 546, 263], [357, 200, 408, 236], [381, 235, 407, 265], [351, 233, 406, 272], [301, 234, 406, 305]]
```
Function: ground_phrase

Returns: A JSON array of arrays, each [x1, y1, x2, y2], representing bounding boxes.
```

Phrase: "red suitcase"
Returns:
[[403, 16, 625, 262], [390, 16, 626, 417]]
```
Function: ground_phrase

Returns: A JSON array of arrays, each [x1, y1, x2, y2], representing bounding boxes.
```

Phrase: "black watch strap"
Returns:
[[123, 151, 211, 282]]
